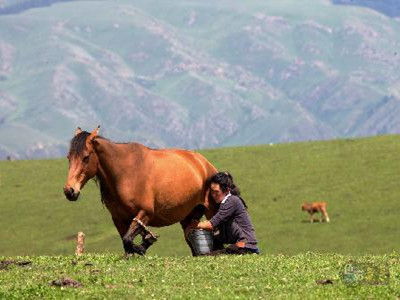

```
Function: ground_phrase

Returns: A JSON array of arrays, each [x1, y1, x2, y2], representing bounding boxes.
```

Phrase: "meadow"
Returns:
[[0, 135, 399, 298], [0, 135, 399, 256], [0, 253, 398, 299]]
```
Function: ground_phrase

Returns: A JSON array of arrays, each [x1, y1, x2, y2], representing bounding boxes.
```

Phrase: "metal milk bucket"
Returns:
[[189, 229, 214, 255]]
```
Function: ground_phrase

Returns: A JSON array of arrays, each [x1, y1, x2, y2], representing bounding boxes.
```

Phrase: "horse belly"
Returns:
[[148, 206, 192, 227], [150, 188, 204, 227], [148, 215, 182, 227], [146, 150, 215, 227]]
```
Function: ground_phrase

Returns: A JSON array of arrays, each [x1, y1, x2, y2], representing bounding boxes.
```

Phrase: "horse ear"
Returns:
[[87, 125, 100, 143], [75, 127, 82, 136]]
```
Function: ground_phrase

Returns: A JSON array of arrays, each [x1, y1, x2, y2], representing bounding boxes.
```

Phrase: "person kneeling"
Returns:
[[191, 172, 259, 255]]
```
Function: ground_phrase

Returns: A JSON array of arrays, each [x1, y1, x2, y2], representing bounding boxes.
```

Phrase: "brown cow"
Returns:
[[301, 202, 330, 223]]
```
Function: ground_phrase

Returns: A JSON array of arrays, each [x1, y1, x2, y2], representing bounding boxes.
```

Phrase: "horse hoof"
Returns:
[[132, 244, 146, 256], [125, 253, 134, 260]]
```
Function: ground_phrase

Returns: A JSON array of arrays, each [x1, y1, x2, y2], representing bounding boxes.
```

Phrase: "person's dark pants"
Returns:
[[209, 220, 259, 255], [214, 220, 243, 245]]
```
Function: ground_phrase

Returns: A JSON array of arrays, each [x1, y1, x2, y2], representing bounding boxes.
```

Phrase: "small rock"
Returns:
[[51, 277, 82, 288], [316, 279, 334, 285]]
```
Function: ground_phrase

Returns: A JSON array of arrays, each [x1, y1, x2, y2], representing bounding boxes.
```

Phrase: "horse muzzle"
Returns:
[[63, 186, 80, 201]]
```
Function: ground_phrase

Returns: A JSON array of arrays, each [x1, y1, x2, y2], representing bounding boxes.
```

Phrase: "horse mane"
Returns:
[[93, 177, 108, 207], [68, 131, 107, 156], [69, 131, 90, 156]]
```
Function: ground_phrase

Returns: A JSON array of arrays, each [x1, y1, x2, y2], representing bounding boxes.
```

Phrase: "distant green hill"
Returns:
[[1, 0, 400, 159], [0, 135, 399, 256]]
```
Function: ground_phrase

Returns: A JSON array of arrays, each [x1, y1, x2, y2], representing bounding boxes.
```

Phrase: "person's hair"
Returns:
[[210, 172, 247, 208]]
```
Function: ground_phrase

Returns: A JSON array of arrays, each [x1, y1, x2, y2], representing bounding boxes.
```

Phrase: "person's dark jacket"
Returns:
[[210, 194, 258, 249]]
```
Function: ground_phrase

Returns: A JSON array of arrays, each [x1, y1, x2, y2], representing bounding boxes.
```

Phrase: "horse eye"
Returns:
[[83, 155, 90, 163]]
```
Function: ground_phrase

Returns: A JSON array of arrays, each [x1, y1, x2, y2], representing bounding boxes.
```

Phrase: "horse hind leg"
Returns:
[[181, 204, 206, 256], [321, 208, 330, 223], [180, 219, 197, 256]]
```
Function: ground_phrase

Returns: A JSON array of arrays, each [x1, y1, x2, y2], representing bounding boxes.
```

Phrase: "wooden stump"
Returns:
[[75, 232, 85, 256]]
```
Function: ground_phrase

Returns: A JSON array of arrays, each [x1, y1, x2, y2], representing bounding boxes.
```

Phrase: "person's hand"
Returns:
[[197, 220, 213, 231]]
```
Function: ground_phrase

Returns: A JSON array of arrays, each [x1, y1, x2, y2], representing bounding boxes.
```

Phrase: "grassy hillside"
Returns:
[[0, 135, 399, 257], [1, 0, 400, 159], [0, 253, 398, 298]]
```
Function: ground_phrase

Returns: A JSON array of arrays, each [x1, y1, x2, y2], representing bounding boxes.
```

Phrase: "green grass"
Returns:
[[0, 135, 399, 257], [1, 136, 400, 298], [0, 253, 398, 298]]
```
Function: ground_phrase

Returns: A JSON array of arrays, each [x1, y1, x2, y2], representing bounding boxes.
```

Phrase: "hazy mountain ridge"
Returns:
[[2, 0, 400, 18], [0, 0, 400, 159], [333, 0, 400, 18], [0, 0, 75, 15]]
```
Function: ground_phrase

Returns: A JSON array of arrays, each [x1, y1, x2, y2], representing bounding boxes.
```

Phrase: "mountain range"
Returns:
[[0, 0, 400, 159]]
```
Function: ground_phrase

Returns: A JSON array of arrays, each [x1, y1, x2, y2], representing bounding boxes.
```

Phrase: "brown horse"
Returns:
[[301, 201, 330, 223], [63, 126, 218, 256]]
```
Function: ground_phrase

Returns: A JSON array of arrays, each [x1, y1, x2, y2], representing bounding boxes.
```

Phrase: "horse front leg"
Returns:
[[309, 212, 315, 223], [138, 228, 158, 252], [111, 216, 137, 257], [123, 220, 145, 256], [123, 211, 158, 256]]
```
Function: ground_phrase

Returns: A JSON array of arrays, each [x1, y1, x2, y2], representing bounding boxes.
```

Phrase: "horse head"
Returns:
[[301, 202, 311, 211], [63, 126, 100, 201]]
